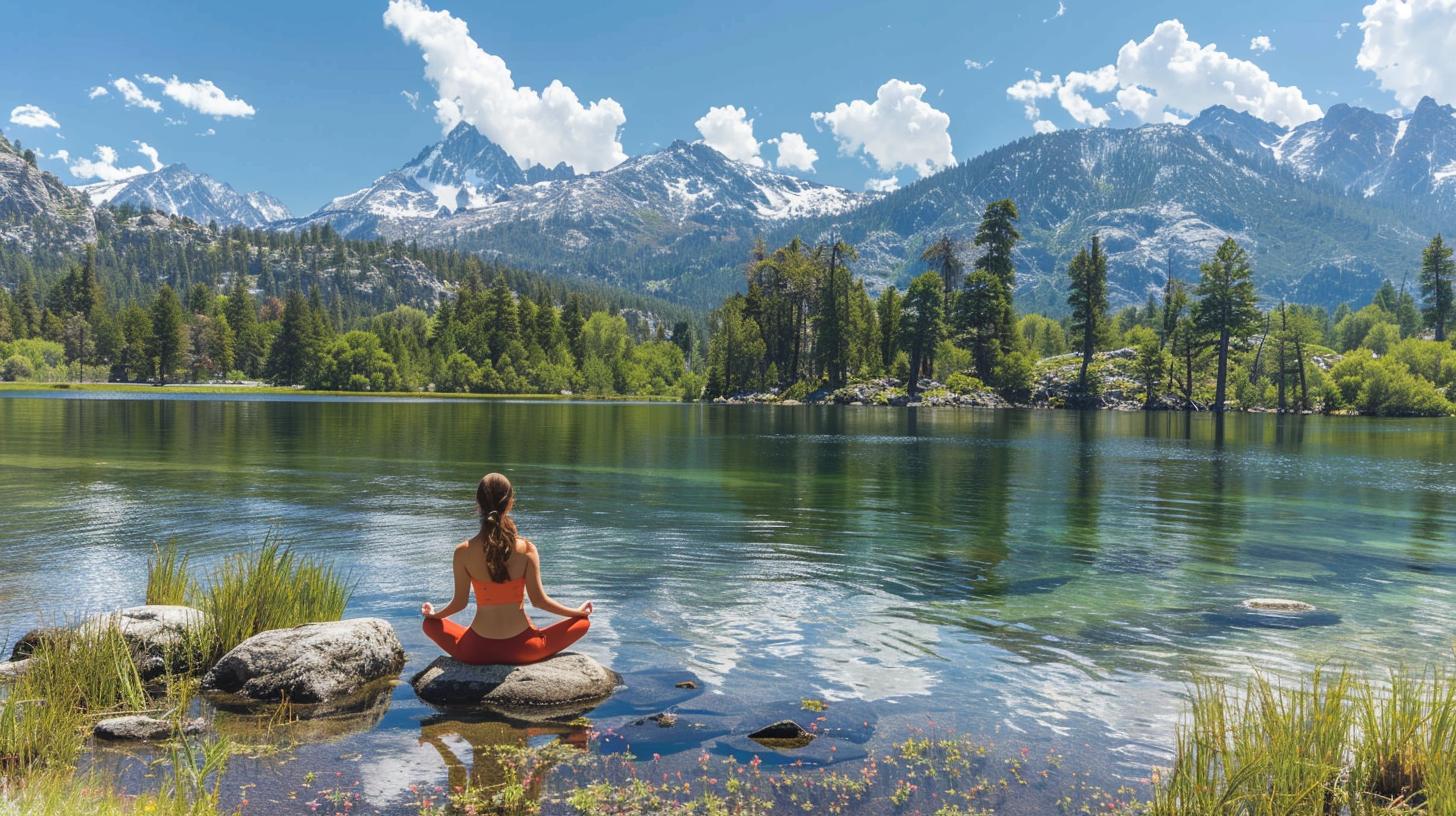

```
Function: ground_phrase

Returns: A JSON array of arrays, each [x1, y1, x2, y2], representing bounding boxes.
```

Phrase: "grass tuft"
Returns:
[[146, 539, 193, 606]]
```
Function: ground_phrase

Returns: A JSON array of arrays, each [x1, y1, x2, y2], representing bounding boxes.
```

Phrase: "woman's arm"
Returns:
[[523, 541, 591, 618], [421, 545, 471, 619]]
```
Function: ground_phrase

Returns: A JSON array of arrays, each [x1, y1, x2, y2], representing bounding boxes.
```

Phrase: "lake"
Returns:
[[2, 391, 1454, 813]]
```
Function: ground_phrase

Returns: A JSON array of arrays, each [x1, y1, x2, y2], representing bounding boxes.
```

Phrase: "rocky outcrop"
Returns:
[[10, 606, 207, 680], [412, 653, 619, 718], [94, 715, 206, 741], [201, 618, 404, 706]]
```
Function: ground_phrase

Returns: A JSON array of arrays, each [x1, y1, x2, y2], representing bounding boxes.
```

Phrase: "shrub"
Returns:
[[2, 354, 33, 381], [1329, 350, 1454, 416], [944, 372, 986, 394]]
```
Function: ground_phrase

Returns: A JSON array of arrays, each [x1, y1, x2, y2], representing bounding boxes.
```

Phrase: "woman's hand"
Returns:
[[575, 601, 594, 617], [421, 602, 435, 618]]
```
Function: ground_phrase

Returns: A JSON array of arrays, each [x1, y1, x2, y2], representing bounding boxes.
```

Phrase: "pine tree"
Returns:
[[899, 272, 944, 397], [1193, 238, 1260, 413], [973, 199, 1020, 350], [1067, 235, 1108, 399], [1420, 234, 1455, 342], [147, 285, 186, 385], [953, 270, 1007, 381], [265, 291, 319, 385], [920, 235, 964, 295], [876, 286, 902, 372]]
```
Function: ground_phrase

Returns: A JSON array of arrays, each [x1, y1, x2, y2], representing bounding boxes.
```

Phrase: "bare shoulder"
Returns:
[[518, 538, 538, 557], [453, 540, 472, 557]]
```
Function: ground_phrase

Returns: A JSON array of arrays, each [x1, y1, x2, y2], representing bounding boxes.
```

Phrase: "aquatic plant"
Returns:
[[1148, 665, 1456, 815], [146, 539, 194, 606], [192, 535, 353, 663]]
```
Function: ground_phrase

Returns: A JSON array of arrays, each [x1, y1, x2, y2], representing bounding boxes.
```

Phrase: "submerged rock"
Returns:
[[94, 715, 206, 741], [411, 652, 619, 719], [202, 618, 405, 706], [1240, 598, 1316, 613]]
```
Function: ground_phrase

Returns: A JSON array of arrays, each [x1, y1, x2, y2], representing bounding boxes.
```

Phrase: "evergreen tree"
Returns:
[[225, 277, 265, 376], [1420, 234, 1455, 342], [814, 239, 856, 387], [1193, 238, 1260, 412], [876, 286, 902, 372], [953, 270, 1007, 381], [921, 235, 964, 295], [973, 199, 1020, 349], [264, 291, 320, 385], [1067, 235, 1108, 398], [899, 272, 944, 397], [147, 285, 186, 385]]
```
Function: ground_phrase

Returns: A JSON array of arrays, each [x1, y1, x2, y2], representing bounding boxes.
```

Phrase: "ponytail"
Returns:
[[476, 474, 518, 582]]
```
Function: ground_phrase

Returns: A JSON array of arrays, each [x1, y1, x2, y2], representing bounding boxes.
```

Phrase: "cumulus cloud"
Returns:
[[1033, 119, 1058, 134], [771, 131, 817, 172], [142, 74, 255, 118], [865, 176, 900, 193], [1007, 19, 1321, 132], [50, 149, 71, 162], [68, 142, 162, 182], [9, 104, 60, 129], [1357, 0, 1456, 108], [112, 78, 162, 112], [383, 0, 626, 173], [1250, 35, 1273, 53], [812, 79, 954, 178], [693, 105, 764, 166], [964, 58, 993, 70], [87, 85, 109, 99]]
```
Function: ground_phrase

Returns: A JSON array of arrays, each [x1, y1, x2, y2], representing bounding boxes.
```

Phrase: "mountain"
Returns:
[[78, 164, 291, 228], [1191, 96, 1456, 217], [296, 121, 574, 237], [0, 132, 97, 251]]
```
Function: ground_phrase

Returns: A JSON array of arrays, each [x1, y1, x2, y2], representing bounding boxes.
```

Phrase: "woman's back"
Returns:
[[461, 538, 534, 638]]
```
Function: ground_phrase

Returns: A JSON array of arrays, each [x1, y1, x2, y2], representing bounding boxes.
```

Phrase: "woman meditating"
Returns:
[[421, 473, 592, 665]]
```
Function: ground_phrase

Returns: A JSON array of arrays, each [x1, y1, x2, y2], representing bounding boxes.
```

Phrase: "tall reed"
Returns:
[[146, 539, 193, 606], [192, 535, 352, 663]]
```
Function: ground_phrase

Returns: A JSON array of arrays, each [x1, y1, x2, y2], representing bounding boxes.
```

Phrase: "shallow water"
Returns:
[[3, 392, 1455, 812]]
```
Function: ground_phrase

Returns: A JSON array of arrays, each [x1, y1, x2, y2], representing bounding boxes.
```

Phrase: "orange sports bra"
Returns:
[[472, 574, 526, 606]]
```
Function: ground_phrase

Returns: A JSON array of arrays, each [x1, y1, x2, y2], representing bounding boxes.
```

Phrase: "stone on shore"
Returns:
[[94, 715, 206, 741], [412, 652, 619, 718], [9, 626, 67, 660], [10, 606, 207, 680], [202, 618, 405, 705], [0, 658, 30, 681]]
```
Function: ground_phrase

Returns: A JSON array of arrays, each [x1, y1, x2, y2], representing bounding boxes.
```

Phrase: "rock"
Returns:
[[748, 720, 813, 743], [201, 618, 405, 706], [9, 626, 66, 660], [89, 605, 208, 680], [1241, 598, 1316, 613], [0, 658, 30, 680], [412, 652, 619, 719], [94, 715, 206, 741]]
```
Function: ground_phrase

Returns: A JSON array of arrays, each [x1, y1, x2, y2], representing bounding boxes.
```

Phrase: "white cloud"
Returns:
[[1115, 20, 1320, 126], [198, 127, 217, 137], [1033, 119, 1058, 134], [1357, 0, 1456, 108], [1249, 35, 1274, 53], [68, 142, 162, 182], [1044, 0, 1066, 22], [383, 0, 626, 173], [964, 58, 993, 70], [9, 104, 60, 129], [865, 176, 900, 193], [112, 78, 162, 112], [142, 74, 254, 118], [401, 90, 420, 110], [772, 131, 817, 171], [812, 78, 954, 178], [87, 86, 109, 99], [49, 149, 71, 162], [693, 105, 764, 167], [1008, 19, 1321, 132], [1337, 22, 1353, 38]]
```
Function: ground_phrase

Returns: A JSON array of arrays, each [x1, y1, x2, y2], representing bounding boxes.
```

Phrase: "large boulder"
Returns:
[[0, 658, 29, 681], [10, 606, 207, 680], [412, 652, 619, 719], [201, 618, 404, 706]]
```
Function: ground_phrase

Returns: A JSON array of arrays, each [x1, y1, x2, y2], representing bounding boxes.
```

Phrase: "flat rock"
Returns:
[[0, 658, 30, 680], [87, 605, 208, 679], [94, 715, 206, 741], [202, 618, 404, 706], [412, 652, 619, 718], [1240, 598, 1316, 613]]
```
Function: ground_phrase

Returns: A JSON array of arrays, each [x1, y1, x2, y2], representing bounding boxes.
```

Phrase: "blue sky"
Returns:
[[1, 0, 1438, 215]]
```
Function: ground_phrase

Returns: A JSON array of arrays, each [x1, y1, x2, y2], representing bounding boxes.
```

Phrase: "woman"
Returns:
[[421, 473, 592, 665]]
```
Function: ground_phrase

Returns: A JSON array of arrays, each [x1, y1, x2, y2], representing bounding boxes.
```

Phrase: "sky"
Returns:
[[3, 0, 1451, 215]]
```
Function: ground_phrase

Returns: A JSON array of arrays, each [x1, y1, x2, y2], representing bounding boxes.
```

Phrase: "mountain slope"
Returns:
[[0, 132, 97, 251], [78, 164, 291, 228]]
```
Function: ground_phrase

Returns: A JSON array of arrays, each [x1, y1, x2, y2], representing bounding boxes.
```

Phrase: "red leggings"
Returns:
[[422, 616, 590, 665]]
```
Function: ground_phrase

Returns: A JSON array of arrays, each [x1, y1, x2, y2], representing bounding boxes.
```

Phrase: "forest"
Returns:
[[3, 199, 1456, 416]]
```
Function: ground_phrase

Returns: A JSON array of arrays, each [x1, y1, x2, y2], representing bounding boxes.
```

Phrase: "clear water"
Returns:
[[2, 392, 1454, 812]]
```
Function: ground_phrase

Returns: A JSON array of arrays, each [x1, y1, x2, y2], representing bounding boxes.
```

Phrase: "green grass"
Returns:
[[189, 535, 353, 664], [0, 380, 683, 402], [1149, 665, 1456, 815], [146, 540, 193, 606]]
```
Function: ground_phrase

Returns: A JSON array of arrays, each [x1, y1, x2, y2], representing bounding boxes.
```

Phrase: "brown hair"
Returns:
[[476, 472, 518, 582]]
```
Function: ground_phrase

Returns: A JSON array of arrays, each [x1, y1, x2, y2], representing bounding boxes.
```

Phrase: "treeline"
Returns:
[[0, 250, 704, 398], [702, 198, 1456, 416]]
